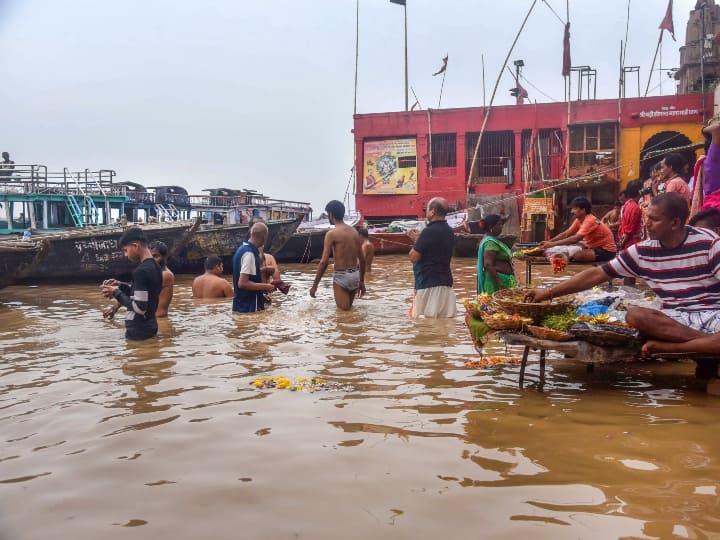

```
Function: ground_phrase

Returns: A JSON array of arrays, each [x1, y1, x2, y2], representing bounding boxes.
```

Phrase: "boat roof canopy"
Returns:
[[115, 181, 147, 192], [150, 185, 188, 195]]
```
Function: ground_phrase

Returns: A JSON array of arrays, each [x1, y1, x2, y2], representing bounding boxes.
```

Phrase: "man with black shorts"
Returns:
[[101, 228, 163, 340]]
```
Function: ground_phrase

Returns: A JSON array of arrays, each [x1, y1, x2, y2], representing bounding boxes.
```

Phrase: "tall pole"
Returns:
[[701, 2, 706, 122], [403, 2, 408, 111], [481, 53, 486, 107], [354, 0, 359, 115], [515, 62, 521, 105]]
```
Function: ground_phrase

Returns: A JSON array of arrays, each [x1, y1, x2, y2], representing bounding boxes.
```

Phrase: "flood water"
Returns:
[[1, 256, 719, 540]]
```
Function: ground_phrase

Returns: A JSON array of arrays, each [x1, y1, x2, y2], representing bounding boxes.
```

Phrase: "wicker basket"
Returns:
[[492, 288, 574, 322], [568, 322, 640, 347], [462, 300, 485, 319], [481, 312, 532, 331], [527, 325, 573, 342]]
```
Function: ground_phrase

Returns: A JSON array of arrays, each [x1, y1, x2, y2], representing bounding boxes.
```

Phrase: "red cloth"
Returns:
[[432, 55, 448, 76], [659, 0, 675, 41], [562, 22, 571, 77], [618, 199, 642, 249]]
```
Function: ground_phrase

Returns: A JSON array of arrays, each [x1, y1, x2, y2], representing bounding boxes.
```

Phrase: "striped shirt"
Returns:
[[602, 227, 720, 312]]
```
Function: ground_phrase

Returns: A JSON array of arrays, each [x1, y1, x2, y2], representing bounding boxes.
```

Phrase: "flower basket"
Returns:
[[462, 295, 497, 320], [527, 325, 573, 342], [568, 322, 641, 347], [463, 299, 485, 319], [481, 312, 532, 331], [492, 288, 575, 322]]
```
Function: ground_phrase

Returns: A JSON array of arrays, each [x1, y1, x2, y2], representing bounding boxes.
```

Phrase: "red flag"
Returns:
[[659, 0, 675, 41], [517, 81, 528, 99], [432, 55, 448, 76], [562, 22, 571, 77]]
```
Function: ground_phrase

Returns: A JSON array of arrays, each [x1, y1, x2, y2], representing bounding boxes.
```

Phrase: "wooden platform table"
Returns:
[[498, 331, 720, 391], [498, 331, 642, 389]]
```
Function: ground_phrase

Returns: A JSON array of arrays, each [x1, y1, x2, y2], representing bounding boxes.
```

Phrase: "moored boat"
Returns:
[[453, 233, 517, 258], [19, 221, 198, 283], [369, 211, 467, 255], [0, 239, 50, 289], [274, 211, 363, 263], [170, 215, 304, 274]]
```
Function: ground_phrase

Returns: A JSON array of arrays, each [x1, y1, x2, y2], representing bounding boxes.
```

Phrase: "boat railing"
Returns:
[[0, 167, 119, 198], [0, 164, 48, 193]]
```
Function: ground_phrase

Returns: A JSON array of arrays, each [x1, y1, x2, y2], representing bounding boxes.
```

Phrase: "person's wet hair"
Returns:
[[325, 200, 345, 220], [650, 192, 690, 223], [570, 196, 591, 213], [119, 227, 147, 247], [205, 255, 223, 270], [357, 227, 369, 238], [689, 207, 720, 229], [148, 240, 168, 256]]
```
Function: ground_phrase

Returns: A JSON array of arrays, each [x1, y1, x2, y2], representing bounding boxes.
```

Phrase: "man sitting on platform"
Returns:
[[527, 193, 720, 346], [540, 196, 617, 263]]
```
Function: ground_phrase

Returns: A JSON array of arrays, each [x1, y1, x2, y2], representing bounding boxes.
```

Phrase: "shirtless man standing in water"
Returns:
[[149, 240, 174, 317], [310, 200, 366, 310]]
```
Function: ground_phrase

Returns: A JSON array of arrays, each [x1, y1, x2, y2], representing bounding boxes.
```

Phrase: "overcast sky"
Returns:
[[0, 0, 699, 214]]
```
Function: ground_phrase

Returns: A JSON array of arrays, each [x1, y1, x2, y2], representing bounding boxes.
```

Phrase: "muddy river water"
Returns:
[[1, 256, 719, 539]]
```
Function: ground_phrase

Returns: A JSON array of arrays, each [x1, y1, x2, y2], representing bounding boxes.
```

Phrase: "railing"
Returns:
[[0, 165, 118, 197]]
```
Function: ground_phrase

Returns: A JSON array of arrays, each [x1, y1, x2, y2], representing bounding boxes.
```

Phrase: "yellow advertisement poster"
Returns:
[[362, 138, 418, 195]]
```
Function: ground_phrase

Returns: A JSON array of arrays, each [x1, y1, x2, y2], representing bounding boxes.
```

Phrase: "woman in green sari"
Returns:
[[476, 214, 516, 295], [466, 214, 517, 352]]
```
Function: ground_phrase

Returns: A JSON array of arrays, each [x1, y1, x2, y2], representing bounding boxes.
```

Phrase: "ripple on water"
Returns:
[[1, 259, 720, 539]]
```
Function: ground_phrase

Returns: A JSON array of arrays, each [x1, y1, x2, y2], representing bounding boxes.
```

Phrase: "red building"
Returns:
[[353, 93, 709, 239]]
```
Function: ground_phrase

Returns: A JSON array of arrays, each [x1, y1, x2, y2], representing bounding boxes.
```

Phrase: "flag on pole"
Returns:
[[432, 55, 448, 76], [389, 0, 406, 4], [659, 0, 675, 41], [562, 22, 571, 77], [517, 81, 529, 100]]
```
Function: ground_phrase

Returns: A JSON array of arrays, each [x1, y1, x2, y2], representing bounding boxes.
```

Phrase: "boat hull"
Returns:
[[273, 229, 327, 263], [21, 222, 197, 283], [169, 216, 303, 274], [453, 234, 517, 258], [368, 232, 415, 255], [0, 240, 50, 289]]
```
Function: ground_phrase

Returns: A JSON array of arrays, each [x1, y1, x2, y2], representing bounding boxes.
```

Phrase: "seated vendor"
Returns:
[[540, 196, 617, 263], [526, 193, 720, 346]]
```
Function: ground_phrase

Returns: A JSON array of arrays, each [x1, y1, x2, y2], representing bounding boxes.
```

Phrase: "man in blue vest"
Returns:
[[232, 222, 276, 312]]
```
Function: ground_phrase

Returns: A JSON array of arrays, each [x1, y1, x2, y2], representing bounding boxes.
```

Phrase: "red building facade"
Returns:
[[354, 93, 709, 232]]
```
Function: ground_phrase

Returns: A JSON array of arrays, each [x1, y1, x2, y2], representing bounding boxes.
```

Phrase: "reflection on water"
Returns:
[[1, 256, 719, 540]]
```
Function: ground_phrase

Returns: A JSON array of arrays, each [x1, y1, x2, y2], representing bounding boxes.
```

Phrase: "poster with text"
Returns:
[[362, 138, 418, 195]]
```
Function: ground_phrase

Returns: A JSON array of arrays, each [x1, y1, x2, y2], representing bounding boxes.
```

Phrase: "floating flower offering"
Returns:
[[251, 376, 352, 393], [464, 356, 522, 369]]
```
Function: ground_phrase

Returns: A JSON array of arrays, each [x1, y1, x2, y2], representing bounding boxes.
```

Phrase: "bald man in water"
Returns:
[[232, 222, 276, 312]]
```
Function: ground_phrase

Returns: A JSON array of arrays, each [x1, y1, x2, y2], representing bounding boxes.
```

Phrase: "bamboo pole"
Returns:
[[466, 0, 538, 193]]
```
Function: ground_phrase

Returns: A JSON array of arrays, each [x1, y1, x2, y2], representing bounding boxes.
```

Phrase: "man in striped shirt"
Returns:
[[527, 193, 720, 346]]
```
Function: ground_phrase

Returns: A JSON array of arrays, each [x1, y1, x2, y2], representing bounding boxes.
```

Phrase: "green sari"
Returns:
[[476, 235, 517, 295]]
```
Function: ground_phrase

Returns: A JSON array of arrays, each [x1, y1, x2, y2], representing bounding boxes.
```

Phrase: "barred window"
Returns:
[[428, 133, 456, 168], [466, 131, 514, 184]]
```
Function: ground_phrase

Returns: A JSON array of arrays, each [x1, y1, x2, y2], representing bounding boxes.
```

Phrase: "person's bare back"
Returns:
[[192, 256, 233, 298], [326, 223, 363, 271], [192, 273, 233, 298], [310, 200, 366, 310]]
